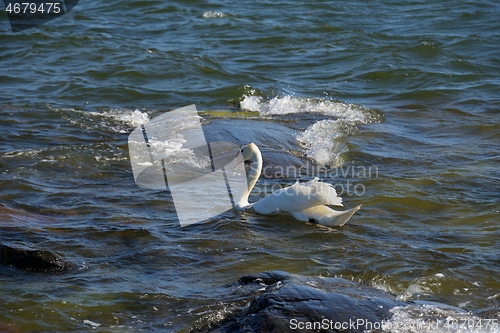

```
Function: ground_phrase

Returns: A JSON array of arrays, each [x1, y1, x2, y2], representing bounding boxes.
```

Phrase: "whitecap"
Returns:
[[108, 109, 150, 127], [240, 95, 368, 121], [240, 94, 380, 165], [203, 11, 226, 18], [83, 319, 101, 328], [385, 303, 496, 333], [48, 106, 150, 131], [296, 119, 347, 166]]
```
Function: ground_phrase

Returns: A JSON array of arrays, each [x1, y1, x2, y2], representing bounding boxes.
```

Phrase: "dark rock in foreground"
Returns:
[[206, 271, 406, 333], [0, 244, 74, 272]]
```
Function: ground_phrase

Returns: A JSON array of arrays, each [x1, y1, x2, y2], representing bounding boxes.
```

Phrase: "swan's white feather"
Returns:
[[251, 177, 343, 215], [292, 204, 362, 227], [236, 143, 361, 227]]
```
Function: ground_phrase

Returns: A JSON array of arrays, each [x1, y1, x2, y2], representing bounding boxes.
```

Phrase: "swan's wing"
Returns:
[[250, 190, 285, 214], [251, 178, 342, 215], [292, 205, 336, 222], [284, 177, 343, 208]]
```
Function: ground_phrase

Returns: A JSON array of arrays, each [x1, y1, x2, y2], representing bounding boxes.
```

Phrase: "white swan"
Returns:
[[234, 143, 361, 227]]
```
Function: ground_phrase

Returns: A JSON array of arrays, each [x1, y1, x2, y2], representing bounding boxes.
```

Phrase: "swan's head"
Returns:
[[240, 142, 260, 161], [234, 143, 261, 170]]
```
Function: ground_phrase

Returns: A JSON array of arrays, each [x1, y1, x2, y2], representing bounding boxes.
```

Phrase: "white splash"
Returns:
[[296, 119, 346, 166], [107, 109, 150, 128], [385, 303, 496, 333], [240, 95, 379, 165], [147, 138, 211, 169], [48, 106, 150, 133], [240, 95, 368, 121], [83, 319, 101, 328], [203, 11, 226, 18]]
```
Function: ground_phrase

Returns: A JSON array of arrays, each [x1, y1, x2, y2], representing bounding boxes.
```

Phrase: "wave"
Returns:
[[41, 98, 380, 169], [386, 302, 498, 333], [48, 106, 150, 133], [202, 11, 227, 19], [240, 94, 382, 165]]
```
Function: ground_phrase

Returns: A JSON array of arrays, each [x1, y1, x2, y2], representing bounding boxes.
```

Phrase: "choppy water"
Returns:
[[1, 0, 500, 332]]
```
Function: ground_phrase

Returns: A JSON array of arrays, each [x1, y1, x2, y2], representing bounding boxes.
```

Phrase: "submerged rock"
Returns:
[[0, 322, 20, 333], [0, 244, 74, 272], [205, 271, 406, 333], [0, 322, 19, 333]]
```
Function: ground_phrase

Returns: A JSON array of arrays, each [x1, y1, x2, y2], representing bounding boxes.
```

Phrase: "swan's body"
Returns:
[[234, 143, 361, 227]]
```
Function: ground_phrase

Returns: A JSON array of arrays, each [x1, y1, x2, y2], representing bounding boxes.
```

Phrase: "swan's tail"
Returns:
[[320, 204, 362, 227], [292, 204, 361, 227]]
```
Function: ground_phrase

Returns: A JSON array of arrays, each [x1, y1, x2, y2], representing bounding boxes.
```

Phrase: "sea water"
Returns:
[[1, 0, 499, 331]]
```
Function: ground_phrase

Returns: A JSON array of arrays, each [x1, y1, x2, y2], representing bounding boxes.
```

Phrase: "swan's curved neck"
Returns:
[[235, 148, 262, 210]]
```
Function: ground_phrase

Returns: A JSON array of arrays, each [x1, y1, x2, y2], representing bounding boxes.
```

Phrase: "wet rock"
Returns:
[[206, 271, 406, 333], [202, 118, 315, 178], [0, 244, 74, 272], [0, 322, 20, 333]]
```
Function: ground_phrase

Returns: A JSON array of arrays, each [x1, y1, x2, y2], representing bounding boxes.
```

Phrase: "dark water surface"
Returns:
[[1, 0, 500, 332]]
